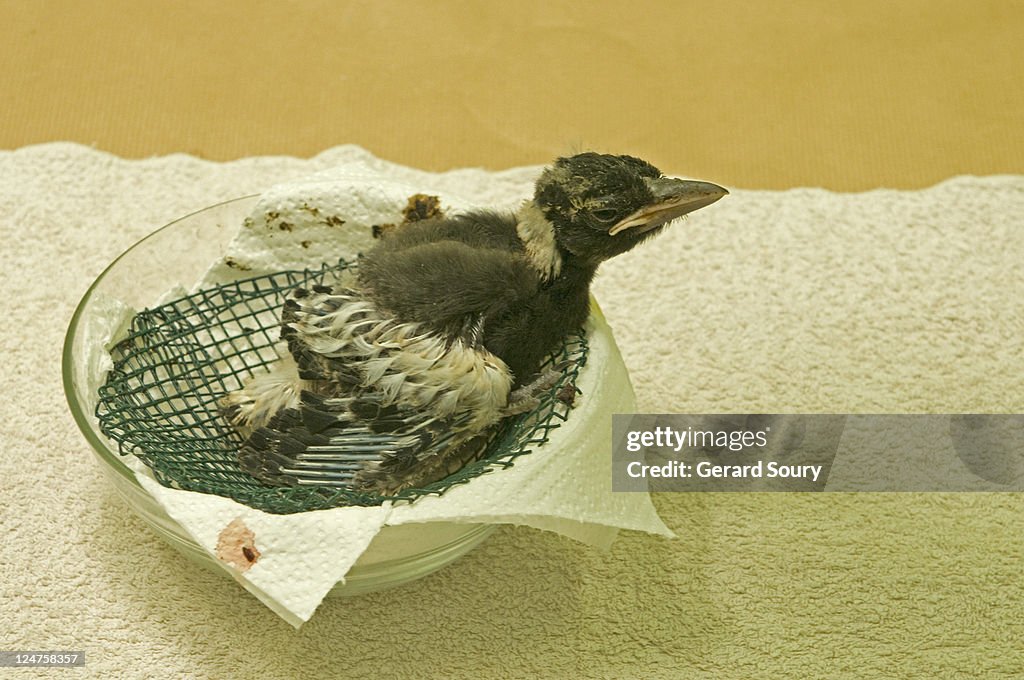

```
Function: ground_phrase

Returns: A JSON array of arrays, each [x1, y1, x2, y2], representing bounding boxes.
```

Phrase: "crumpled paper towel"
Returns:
[[122, 155, 674, 627]]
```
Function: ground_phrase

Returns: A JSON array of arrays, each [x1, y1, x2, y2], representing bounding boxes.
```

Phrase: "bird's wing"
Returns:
[[238, 284, 514, 493], [355, 238, 541, 338]]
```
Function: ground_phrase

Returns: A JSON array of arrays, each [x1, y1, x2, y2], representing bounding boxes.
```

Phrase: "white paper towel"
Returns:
[[119, 156, 674, 627]]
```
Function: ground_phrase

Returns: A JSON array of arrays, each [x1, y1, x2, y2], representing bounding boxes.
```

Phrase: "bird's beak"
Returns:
[[608, 178, 728, 236]]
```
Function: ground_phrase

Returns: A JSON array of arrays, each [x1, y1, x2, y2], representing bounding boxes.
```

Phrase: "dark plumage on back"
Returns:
[[220, 153, 728, 494]]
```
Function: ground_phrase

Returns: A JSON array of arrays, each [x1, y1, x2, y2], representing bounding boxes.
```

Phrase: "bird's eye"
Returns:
[[590, 208, 618, 223]]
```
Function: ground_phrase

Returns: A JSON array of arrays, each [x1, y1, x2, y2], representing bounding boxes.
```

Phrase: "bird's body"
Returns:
[[221, 153, 727, 494]]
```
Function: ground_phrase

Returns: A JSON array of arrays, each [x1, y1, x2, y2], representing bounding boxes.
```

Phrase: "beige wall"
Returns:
[[3, 0, 1022, 189]]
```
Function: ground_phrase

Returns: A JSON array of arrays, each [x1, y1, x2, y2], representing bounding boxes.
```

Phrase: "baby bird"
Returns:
[[221, 153, 727, 494]]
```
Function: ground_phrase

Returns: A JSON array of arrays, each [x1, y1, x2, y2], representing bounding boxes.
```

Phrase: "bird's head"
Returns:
[[531, 152, 727, 265]]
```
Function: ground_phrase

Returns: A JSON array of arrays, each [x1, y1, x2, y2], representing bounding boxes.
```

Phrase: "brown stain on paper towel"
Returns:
[[215, 518, 261, 572], [402, 193, 443, 223], [372, 194, 444, 239]]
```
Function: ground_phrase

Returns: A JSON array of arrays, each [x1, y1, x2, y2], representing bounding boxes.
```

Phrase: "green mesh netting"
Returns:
[[95, 259, 587, 514]]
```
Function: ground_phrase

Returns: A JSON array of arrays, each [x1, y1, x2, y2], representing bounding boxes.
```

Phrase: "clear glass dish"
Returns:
[[62, 196, 495, 597]]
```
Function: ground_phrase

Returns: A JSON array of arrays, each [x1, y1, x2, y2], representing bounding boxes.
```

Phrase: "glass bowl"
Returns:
[[63, 196, 496, 597]]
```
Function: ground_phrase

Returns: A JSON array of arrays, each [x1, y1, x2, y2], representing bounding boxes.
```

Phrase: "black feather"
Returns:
[[358, 236, 540, 339], [228, 152, 727, 494]]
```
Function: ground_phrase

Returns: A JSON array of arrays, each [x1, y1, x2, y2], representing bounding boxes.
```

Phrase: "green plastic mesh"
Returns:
[[95, 259, 588, 514]]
